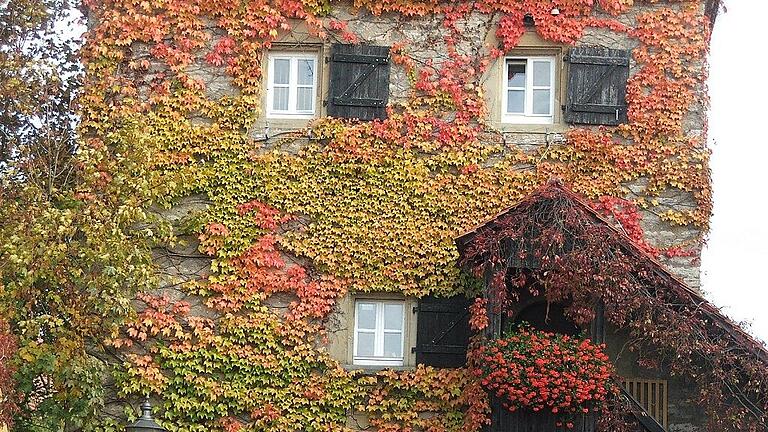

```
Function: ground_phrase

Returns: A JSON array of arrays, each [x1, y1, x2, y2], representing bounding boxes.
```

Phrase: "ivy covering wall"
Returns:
[[1, 0, 739, 431]]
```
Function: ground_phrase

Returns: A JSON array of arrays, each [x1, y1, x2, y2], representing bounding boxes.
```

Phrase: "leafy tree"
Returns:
[[0, 320, 18, 429], [0, 2, 158, 430], [1, 0, 80, 194]]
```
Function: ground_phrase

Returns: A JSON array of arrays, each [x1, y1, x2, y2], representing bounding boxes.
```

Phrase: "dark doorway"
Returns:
[[511, 301, 581, 336]]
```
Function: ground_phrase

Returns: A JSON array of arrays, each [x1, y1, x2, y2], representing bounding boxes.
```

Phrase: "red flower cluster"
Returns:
[[470, 327, 615, 416]]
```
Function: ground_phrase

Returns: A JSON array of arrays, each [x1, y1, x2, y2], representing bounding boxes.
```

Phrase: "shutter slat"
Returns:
[[590, 302, 605, 344], [331, 97, 387, 107], [621, 378, 669, 429], [418, 303, 466, 313], [568, 55, 630, 66], [412, 344, 467, 354], [332, 53, 388, 64], [565, 46, 630, 126], [327, 44, 390, 120], [572, 103, 626, 114]]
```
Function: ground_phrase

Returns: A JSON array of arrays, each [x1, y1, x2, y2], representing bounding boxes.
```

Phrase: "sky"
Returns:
[[701, 0, 768, 344]]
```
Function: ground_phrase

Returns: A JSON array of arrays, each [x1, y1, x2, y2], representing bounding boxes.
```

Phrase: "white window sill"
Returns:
[[353, 357, 404, 367], [488, 121, 569, 135], [501, 114, 554, 125], [342, 364, 415, 374], [266, 113, 316, 120]]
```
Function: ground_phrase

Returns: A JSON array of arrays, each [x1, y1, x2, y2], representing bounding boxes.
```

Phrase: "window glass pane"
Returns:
[[533, 61, 551, 87], [273, 59, 290, 85], [356, 332, 375, 356], [383, 304, 403, 331], [357, 302, 377, 330], [296, 87, 313, 112], [507, 90, 524, 113], [533, 89, 551, 114], [297, 59, 314, 85], [384, 333, 403, 358], [507, 61, 526, 88], [272, 87, 289, 111]]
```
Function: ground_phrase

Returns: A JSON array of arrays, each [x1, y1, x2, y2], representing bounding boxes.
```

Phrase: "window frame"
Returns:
[[501, 56, 556, 125], [353, 299, 406, 367], [266, 52, 319, 119]]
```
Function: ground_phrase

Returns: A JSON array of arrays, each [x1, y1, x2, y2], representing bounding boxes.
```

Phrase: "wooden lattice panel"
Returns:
[[621, 378, 668, 428]]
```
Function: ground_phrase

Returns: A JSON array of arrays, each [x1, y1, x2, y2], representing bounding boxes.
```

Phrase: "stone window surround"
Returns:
[[260, 42, 326, 130], [483, 44, 567, 132], [328, 292, 418, 370], [501, 55, 557, 125]]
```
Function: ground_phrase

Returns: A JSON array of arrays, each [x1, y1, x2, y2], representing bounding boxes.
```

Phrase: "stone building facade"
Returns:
[[187, 2, 711, 288], [80, 0, 757, 430]]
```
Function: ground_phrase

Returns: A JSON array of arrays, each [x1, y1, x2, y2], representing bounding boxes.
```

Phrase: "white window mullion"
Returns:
[[311, 58, 318, 112], [525, 58, 534, 116], [375, 302, 384, 357], [548, 59, 554, 115], [288, 58, 297, 113], [371, 303, 378, 357]]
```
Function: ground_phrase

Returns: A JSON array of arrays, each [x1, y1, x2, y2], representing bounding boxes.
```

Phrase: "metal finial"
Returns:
[[139, 400, 153, 419], [125, 399, 167, 432]]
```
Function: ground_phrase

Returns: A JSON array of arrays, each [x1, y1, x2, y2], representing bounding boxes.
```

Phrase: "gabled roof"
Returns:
[[706, 0, 722, 26], [455, 179, 768, 363]]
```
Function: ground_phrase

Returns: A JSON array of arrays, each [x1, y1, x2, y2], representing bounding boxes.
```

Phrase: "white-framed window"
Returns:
[[353, 300, 405, 366], [266, 53, 318, 119], [502, 56, 556, 124]]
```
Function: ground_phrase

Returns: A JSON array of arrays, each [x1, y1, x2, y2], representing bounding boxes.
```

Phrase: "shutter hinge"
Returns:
[[411, 346, 417, 353], [563, 54, 570, 62], [412, 306, 418, 314]]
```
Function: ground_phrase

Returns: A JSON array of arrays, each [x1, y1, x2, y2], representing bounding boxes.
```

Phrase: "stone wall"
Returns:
[[229, 2, 707, 287], [147, 3, 706, 378], [138, 1, 711, 428]]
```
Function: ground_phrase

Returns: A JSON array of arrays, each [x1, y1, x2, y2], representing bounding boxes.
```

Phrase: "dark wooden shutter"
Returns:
[[327, 44, 390, 120], [414, 295, 472, 368], [565, 46, 630, 126]]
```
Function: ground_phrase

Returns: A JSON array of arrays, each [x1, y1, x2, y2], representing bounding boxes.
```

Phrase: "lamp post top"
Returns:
[[125, 399, 167, 432]]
